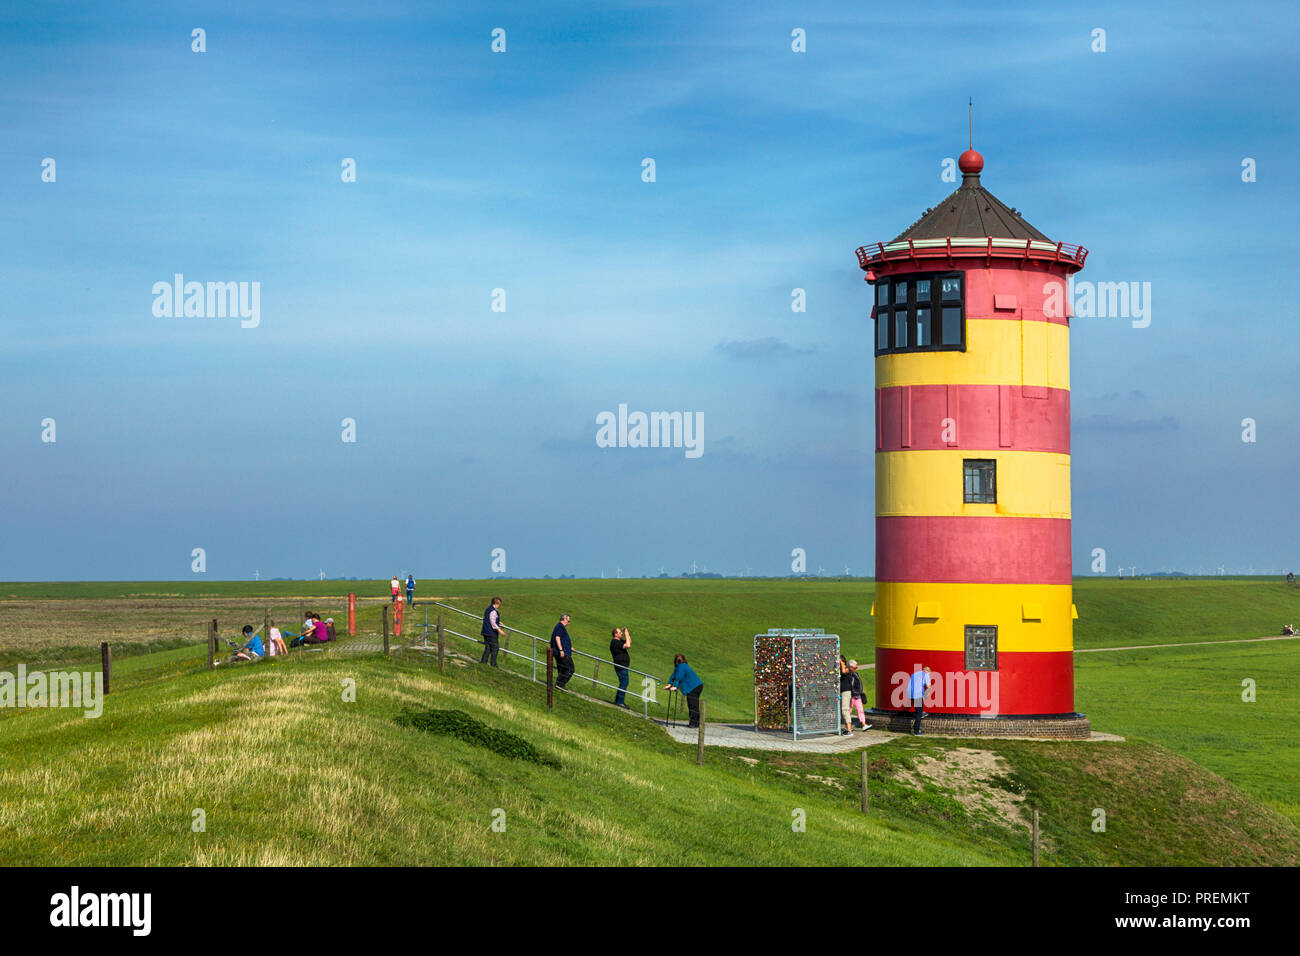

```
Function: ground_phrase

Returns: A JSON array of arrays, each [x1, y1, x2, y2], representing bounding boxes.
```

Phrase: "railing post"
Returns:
[[696, 700, 706, 766], [532, 637, 537, 683], [1032, 809, 1040, 867], [100, 642, 112, 695], [436, 615, 445, 673], [591, 659, 600, 692], [861, 750, 869, 813], [382, 605, 389, 649], [546, 647, 554, 709], [348, 593, 356, 636]]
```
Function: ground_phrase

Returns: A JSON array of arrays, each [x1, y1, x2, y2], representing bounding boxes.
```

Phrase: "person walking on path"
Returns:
[[839, 656, 854, 735], [551, 613, 575, 689], [406, 574, 416, 606], [480, 597, 504, 667], [390, 575, 401, 606], [665, 654, 704, 728], [610, 626, 631, 708], [848, 660, 870, 730], [908, 665, 933, 735]]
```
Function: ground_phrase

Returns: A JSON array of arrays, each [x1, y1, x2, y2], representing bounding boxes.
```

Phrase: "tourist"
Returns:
[[908, 665, 933, 735], [839, 656, 854, 735], [550, 613, 575, 689], [480, 597, 503, 667], [390, 575, 401, 606], [406, 573, 416, 606], [267, 620, 288, 657], [234, 624, 264, 662], [848, 660, 870, 730], [665, 654, 703, 728], [324, 617, 336, 641], [610, 626, 631, 708]]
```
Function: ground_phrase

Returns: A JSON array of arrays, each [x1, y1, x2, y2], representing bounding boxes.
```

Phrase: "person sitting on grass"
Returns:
[[324, 617, 337, 641], [233, 625, 265, 661], [267, 620, 288, 657]]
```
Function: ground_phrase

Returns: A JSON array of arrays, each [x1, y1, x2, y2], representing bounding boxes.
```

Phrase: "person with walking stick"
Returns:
[[665, 654, 704, 728]]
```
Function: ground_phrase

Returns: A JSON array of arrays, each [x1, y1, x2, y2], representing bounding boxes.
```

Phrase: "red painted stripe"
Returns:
[[876, 384, 1069, 453], [876, 515, 1072, 584], [873, 647, 1075, 715]]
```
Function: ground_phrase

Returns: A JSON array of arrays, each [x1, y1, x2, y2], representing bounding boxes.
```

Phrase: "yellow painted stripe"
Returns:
[[876, 318, 1070, 389], [877, 449, 1071, 518], [875, 581, 1074, 653]]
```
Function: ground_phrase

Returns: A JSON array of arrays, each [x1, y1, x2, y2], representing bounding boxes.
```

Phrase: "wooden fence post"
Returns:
[[696, 700, 706, 765], [591, 659, 600, 692], [502, 629, 510, 654], [382, 605, 390, 653], [207, 619, 216, 670], [101, 642, 112, 695], [436, 615, 445, 673], [264, 609, 271, 658], [1032, 808, 1040, 867], [861, 750, 869, 813], [546, 647, 554, 709]]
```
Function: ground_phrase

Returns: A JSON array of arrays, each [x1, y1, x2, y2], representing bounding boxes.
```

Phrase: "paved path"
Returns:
[[659, 722, 1123, 751]]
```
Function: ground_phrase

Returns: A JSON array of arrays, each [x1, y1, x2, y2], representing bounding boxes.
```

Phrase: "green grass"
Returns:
[[3, 577, 1298, 865], [1, 646, 1294, 866]]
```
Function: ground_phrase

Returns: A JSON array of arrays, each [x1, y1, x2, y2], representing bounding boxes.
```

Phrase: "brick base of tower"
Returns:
[[863, 709, 1092, 740]]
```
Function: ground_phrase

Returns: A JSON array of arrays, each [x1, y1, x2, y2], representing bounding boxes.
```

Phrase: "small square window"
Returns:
[[876, 283, 889, 307], [965, 625, 998, 671], [876, 313, 888, 351], [893, 280, 909, 307], [916, 308, 930, 347], [894, 309, 908, 349], [916, 279, 930, 301], [941, 277, 962, 300], [964, 458, 996, 503]]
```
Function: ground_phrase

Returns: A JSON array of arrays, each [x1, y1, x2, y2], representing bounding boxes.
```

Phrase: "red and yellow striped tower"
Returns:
[[856, 147, 1089, 731]]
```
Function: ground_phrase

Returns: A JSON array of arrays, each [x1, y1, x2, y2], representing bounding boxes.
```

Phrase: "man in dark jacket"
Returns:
[[610, 626, 631, 708], [480, 597, 503, 667], [551, 613, 575, 688]]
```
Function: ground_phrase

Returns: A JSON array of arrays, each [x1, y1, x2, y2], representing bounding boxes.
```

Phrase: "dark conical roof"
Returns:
[[892, 150, 1049, 243]]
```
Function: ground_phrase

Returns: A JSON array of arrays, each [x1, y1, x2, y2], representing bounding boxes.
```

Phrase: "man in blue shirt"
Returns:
[[907, 665, 932, 735], [406, 574, 415, 606], [550, 613, 575, 689]]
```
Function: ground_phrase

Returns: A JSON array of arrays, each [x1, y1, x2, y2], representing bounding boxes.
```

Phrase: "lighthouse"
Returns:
[[856, 145, 1090, 737]]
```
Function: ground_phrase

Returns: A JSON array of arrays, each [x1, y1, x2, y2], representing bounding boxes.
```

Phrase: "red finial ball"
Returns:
[[958, 148, 984, 174]]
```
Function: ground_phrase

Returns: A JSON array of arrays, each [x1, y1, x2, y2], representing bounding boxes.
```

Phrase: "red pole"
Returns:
[[395, 597, 403, 638], [347, 593, 356, 636]]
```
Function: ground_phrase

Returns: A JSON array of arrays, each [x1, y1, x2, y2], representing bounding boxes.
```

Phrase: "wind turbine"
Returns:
[[254, 569, 260, 581], [615, 566, 622, 579], [319, 569, 325, 581]]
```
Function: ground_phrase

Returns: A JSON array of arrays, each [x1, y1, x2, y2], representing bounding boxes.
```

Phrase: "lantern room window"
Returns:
[[872, 271, 965, 355]]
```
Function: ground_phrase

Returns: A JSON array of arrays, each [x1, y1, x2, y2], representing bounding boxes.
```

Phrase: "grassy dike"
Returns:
[[1, 644, 1297, 866]]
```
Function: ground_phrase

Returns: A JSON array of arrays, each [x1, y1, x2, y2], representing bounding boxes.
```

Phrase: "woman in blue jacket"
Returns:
[[665, 654, 704, 727]]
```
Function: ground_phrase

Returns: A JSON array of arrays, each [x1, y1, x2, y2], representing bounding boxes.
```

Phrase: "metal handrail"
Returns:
[[410, 601, 665, 718], [855, 236, 1088, 271], [419, 600, 662, 682]]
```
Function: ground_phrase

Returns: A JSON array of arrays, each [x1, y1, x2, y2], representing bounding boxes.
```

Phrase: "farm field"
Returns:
[[0, 577, 1296, 865]]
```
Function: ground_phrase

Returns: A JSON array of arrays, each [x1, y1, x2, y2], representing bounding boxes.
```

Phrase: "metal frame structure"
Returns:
[[753, 628, 841, 740]]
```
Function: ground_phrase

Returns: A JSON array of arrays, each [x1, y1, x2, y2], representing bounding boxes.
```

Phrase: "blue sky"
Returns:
[[2, 0, 1297, 580]]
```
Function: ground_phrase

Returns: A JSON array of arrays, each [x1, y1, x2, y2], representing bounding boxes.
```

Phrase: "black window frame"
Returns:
[[872, 271, 965, 356], [963, 458, 997, 504], [964, 625, 998, 671]]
